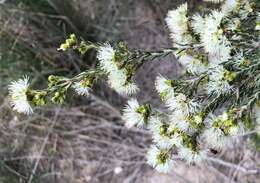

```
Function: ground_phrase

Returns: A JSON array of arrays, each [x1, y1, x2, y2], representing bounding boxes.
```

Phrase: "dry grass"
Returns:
[[0, 94, 150, 183]]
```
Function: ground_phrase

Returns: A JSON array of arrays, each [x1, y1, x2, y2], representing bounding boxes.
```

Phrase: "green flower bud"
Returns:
[[58, 43, 70, 51], [78, 41, 90, 55], [48, 75, 61, 87], [80, 77, 95, 88], [25, 90, 47, 106], [58, 34, 77, 51], [240, 58, 251, 67], [69, 34, 76, 41], [224, 70, 237, 82], [51, 90, 66, 104], [48, 75, 56, 82]]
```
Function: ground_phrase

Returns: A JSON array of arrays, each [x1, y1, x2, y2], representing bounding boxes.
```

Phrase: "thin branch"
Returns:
[[28, 108, 60, 183], [206, 157, 260, 175]]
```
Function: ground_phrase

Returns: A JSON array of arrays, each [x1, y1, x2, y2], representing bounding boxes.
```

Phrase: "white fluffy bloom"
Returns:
[[203, 112, 244, 149], [149, 117, 181, 149], [122, 99, 148, 128], [165, 3, 192, 46], [203, 0, 224, 3], [97, 43, 117, 73], [239, 1, 253, 19], [221, 0, 238, 15], [199, 11, 232, 64], [178, 147, 207, 164], [97, 44, 139, 95], [155, 75, 174, 99], [222, 0, 251, 19], [8, 76, 33, 115], [166, 93, 186, 111], [207, 66, 232, 94], [73, 82, 90, 96], [208, 42, 231, 65], [202, 12, 224, 53], [166, 93, 200, 115], [191, 14, 205, 35], [169, 110, 191, 132], [147, 145, 174, 173], [178, 54, 208, 74], [108, 69, 139, 95], [229, 124, 245, 136], [203, 127, 230, 149]]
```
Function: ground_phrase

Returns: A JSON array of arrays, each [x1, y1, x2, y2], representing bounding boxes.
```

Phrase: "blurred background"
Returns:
[[0, 0, 259, 182]]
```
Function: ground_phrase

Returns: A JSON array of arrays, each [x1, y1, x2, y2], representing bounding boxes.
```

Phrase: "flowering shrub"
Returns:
[[8, 0, 259, 173]]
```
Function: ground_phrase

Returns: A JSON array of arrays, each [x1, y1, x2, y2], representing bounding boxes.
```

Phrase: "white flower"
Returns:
[[178, 54, 208, 74], [8, 76, 33, 114], [178, 146, 207, 164], [203, 127, 230, 149], [108, 69, 139, 95], [73, 82, 90, 96], [165, 3, 192, 47], [166, 93, 200, 115], [239, 1, 253, 19], [191, 14, 205, 35], [149, 116, 180, 149], [221, 0, 238, 15], [155, 75, 174, 99], [203, 0, 224, 3], [97, 44, 139, 95], [122, 99, 149, 128], [166, 93, 186, 111], [207, 66, 232, 94], [97, 43, 117, 73], [166, 93, 201, 133], [208, 42, 231, 65], [169, 110, 191, 132], [147, 145, 174, 173], [199, 10, 232, 64], [229, 123, 245, 136]]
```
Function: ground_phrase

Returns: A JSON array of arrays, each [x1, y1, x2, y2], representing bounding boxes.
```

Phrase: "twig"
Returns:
[[206, 157, 260, 175], [28, 108, 60, 183]]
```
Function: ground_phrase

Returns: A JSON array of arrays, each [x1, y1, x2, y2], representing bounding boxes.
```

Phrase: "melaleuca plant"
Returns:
[[8, 0, 260, 173]]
